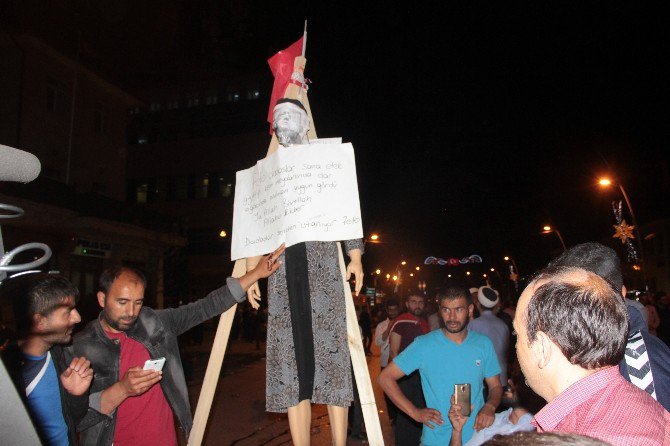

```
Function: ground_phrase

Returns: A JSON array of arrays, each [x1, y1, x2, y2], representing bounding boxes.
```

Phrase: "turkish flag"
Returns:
[[267, 36, 305, 132]]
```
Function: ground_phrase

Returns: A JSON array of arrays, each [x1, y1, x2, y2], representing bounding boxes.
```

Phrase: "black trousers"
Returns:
[[394, 371, 425, 446]]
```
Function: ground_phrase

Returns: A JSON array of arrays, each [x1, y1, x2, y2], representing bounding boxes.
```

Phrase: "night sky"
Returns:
[[5, 1, 670, 281]]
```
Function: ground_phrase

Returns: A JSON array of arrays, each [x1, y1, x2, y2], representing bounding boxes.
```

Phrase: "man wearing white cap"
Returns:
[[469, 286, 510, 386]]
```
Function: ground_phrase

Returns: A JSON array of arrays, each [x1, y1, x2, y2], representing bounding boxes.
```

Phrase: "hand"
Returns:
[[247, 282, 261, 309], [60, 356, 93, 396], [250, 243, 286, 280], [411, 407, 443, 429], [448, 395, 470, 432], [474, 403, 496, 431], [346, 259, 364, 295], [119, 366, 162, 397]]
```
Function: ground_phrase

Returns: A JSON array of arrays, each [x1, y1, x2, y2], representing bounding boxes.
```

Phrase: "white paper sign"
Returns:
[[231, 143, 363, 260]]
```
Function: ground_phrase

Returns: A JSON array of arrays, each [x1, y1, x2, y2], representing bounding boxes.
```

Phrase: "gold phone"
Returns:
[[454, 383, 471, 416]]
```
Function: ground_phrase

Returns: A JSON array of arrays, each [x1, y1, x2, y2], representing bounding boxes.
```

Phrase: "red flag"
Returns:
[[267, 36, 305, 132]]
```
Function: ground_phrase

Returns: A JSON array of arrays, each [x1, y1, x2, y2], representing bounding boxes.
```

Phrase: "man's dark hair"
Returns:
[[437, 286, 472, 306], [548, 242, 623, 291], [525, 266, 628, 369], [98, 266, 147, 295], [483, 431, 610, 445], [385, 297, 400, 309], [404, 292, 425, 302], [5, 273, 79, 337]]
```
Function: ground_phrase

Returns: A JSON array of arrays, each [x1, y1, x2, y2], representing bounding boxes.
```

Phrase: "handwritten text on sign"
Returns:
[[231, 143, 363, 260]]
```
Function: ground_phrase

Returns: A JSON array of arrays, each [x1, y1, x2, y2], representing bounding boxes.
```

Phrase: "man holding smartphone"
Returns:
[[379, 286, 502, 446], [69, 244, 285, 446]]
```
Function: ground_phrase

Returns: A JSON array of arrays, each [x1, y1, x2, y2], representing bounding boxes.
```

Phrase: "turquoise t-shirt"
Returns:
[[394, 329, 501, 446]]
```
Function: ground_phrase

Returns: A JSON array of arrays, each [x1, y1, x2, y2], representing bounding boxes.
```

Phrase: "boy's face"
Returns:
[[38, 296, 81, 345]]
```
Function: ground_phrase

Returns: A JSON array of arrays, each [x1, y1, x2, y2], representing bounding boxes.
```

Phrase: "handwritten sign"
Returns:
[[231, 143, 363, 260]]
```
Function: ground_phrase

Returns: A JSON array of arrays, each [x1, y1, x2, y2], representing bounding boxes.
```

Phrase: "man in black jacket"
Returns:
[[71, 243, 285, 446], [1, 273, 93, 446]]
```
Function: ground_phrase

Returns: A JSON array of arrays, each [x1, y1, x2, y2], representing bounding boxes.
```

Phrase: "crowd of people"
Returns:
[[0, 244, 285, 446], [2, 241, 670, 445], [372, 242, 670, 445]]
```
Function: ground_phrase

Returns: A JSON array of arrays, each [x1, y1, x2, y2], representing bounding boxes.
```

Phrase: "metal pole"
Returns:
[[554, 230, 567, 251], [618, 183, 648, 288]]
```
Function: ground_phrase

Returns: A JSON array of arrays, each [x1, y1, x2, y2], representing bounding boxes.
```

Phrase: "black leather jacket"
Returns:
[[68, 277, 245, 445]]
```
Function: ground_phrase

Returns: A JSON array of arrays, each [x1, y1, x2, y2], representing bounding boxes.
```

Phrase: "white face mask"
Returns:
[[273, 102, 309, 147]]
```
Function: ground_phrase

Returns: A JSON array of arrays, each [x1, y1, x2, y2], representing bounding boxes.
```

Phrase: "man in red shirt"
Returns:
[[388, 293, 430, 446], [513, 266, 670, 445]]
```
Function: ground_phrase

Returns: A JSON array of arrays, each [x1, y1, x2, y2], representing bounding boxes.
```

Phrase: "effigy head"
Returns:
[[273, 98, 309, 147]]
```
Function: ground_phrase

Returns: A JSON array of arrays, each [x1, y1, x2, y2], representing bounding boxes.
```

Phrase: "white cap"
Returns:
[[478, 286, 499, 308]]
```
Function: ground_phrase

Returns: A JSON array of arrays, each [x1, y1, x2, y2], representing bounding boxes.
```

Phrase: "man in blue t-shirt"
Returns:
[[379, 286, 502, 445], [1, 274, 93, 445]]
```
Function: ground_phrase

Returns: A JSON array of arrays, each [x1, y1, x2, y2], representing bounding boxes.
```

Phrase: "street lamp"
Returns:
[[598, 177, 644, 256], [598, 176, 647, 288], [541, 225, 567, 251]]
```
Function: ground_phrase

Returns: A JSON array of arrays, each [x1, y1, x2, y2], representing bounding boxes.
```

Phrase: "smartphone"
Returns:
[[454, 383, 471, 416], [143, 357, 166, 372]]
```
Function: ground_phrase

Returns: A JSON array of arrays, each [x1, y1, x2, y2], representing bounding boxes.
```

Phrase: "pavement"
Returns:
[[182, 324, 395, 445]]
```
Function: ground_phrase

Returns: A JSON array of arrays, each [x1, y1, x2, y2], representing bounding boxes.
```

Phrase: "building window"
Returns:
[[149, 103, 162, 112], [187, 97, 200, 108], [247, 90, 260, 100], [194, 174, 209, 199], [175, 177, 188, 200], [47, 78, 64, 112], [228, 92, 240, 102], [166, 101, 179, 110], [220, 182, 232, 197], [136, 183, 148, 203], [205, 95, 218, 105], [94, 103, 107, 133]]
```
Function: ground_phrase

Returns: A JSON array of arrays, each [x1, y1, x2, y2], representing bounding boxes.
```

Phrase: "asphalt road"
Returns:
[[182, 329, 394, 445]]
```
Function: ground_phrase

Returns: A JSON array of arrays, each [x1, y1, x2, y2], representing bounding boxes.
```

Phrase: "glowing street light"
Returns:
[[503, 256, 510, 261], [598, 176, 644, 260], [401, 261, 407, 266], [415, 266, 420, 271], [541, 225, 567, 251], [392, 275, 398, 281], [409, 273, 414, 277], [490, 268, 495, 272], [466, 271, 471, 276], [375, 269, 381, 275], [386, 273, 391, 279], [219, 230, 227, 237], [370, 234, 380, 241]]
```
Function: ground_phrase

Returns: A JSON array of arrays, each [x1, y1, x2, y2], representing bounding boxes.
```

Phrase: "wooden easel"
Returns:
[[188, 56, 384, 446]]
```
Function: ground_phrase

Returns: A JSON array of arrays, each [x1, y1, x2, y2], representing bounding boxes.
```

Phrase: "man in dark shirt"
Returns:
[[389, 293, 430, 445]]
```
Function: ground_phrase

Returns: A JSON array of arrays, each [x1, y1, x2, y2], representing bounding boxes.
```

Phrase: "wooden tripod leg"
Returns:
[[337, 243, 385, 446], [188, 259, 247, 445]]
